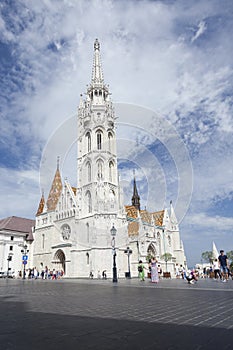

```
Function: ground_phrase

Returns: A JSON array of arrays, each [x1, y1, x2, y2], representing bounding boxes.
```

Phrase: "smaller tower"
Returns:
[[132, 176, 140, 211], [46, 156, 63, 212]]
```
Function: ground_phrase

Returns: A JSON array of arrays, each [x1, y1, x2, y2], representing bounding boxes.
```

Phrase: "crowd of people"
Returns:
[[137, 249, 232, 284], [16, 267, 64, 280]]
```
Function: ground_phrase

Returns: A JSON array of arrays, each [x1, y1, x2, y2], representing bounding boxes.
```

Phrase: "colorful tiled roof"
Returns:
[[125, 205, 165, 236], [36, 194, 45, 216], [151, 210, 165, 227], [72, 187, 77, 195], [46, 168, 63, 211]]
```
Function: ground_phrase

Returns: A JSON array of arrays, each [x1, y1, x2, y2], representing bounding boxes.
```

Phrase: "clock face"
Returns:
[[61, 224, 71, 240]]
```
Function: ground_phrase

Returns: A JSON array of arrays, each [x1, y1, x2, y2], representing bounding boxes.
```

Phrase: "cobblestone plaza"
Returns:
[[1, 278, 233, 349]]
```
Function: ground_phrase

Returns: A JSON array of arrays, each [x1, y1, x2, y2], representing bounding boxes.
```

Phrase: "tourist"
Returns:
[[212, 259, 221, 280], [157, 264, 162, 278], [34, 267, 38, 279], [138, 260, 146, 281], [175, 263, 180, 278], [150, 257, 159, 283], [186, 269, 198, 284], [218, 250, 229, 282]]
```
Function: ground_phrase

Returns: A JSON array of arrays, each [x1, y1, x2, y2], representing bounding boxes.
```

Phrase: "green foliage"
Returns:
[[146, 253, 153, 262], [226, 251, 233, 270], [226, 250, 233, 262], [161, 253, 172, 262], [201, 251, 214, 263]]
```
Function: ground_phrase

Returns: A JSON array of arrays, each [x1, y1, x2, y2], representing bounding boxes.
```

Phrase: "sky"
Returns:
[[0, 0, 233, 267]]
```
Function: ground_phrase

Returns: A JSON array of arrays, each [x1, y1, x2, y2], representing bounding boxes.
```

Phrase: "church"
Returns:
[[32, 39, 187, 278]]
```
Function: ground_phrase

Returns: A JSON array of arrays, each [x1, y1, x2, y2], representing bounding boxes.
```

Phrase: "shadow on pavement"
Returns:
[[1, 298, 232, 350]]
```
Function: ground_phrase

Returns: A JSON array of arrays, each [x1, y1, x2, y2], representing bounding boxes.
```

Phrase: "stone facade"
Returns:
[[32, 40, 187, 278], [0, 216, 34, 276]]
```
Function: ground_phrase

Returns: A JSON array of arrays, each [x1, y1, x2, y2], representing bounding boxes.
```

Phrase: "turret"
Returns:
[[132, 176, 140, 211]]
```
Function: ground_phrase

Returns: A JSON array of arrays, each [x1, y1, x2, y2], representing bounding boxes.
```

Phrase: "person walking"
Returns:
[[213, 259, 221, 280], [150, 257, 159, 283], [138, 260, 145, 281], [218, 250, 229, 282]]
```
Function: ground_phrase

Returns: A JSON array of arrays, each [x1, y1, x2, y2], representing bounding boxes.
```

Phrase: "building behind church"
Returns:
[[31, 39, 187, 278]]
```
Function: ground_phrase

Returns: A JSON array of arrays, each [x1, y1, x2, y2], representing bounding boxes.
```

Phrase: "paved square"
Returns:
[[0, 278, 232, 349]]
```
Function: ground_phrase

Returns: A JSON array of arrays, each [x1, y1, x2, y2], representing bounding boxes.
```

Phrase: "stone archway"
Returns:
[[53, 249, 66, 274], [147, 243, 157, 259]]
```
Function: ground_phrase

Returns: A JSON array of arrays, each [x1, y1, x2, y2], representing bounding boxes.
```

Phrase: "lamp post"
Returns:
[[21, 244, 29, 279], [124, 247, 132, 278], [7, 253, 13, 278], [110, 224, 117, 283]]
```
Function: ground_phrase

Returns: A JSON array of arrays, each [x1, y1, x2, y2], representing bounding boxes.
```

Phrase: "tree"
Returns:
[[226, 250, 233, 270], [201, 251, 214, 264], [161, 253, 172, 272]]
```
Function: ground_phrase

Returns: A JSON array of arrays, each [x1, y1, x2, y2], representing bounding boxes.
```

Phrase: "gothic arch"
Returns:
[[108, 131, 113, 151], [109, 161, 114, 182], [85, 131, 91, 152], [86, 161, 91, 182], [96, 129, 103, 150], [53, 249, 66, 274], [96, 158, 104, 179], [86, 190, 92, 213], [147, 243, 157, 258]]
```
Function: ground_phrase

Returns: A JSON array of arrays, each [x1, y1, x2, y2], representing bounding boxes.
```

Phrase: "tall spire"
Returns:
[[91, 38, 104, 85], [36, 191, 45, 216], [46, 161, 63, 212], [132, 174, 140, 211]]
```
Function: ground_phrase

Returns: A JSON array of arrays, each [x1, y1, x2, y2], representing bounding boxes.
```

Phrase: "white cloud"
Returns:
[[1, 0, 233, 265], [191, 20, 207, 42]]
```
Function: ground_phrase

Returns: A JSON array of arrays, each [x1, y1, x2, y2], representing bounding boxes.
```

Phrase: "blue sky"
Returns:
[[0, 0, 233, 267]]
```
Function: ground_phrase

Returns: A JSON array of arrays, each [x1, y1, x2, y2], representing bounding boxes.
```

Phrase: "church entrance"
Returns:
[[147, 244, 157, 259], [53, 249, 66, 274]]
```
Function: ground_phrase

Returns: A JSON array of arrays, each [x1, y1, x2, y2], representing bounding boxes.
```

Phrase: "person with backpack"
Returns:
[[218, 250, 229, 282], [138, 260, 146, 281]]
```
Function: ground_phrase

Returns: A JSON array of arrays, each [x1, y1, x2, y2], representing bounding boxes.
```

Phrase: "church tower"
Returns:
[[76, 39, 124, 219], [131, 176, 140, 211]]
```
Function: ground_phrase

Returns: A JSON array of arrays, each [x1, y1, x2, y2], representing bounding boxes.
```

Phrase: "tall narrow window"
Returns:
[[97, 159, 103, 179], [42, 234, 45, 249], [86, 132, 91, 152], [108, 132, 113, 152], [97, 131, 102, 150], [86, 253, 89, 265], [109, 161, 114, 182], [86, 191, 92, 213], [86, 223, 89, 243], [87, 162, 91, 182]]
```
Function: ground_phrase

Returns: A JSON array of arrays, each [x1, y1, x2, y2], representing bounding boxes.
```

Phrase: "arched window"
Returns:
[[86, 253, 89, 265], [97, 159, 104, 179], [97, 130, 102, 150], [86, 223, 89, 243], [108, 132, 113, 151], [86, 132, 91, 152], [86, 191, 92, 213], [109, 161, 114, 182], [87, 161, 91, 182], [147, 244, 157, 258]]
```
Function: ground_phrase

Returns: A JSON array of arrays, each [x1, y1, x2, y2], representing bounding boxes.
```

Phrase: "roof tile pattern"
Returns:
[[125, 205, 165, 236], [46, 168, 63, 212], [36, 194, 45, 216]]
